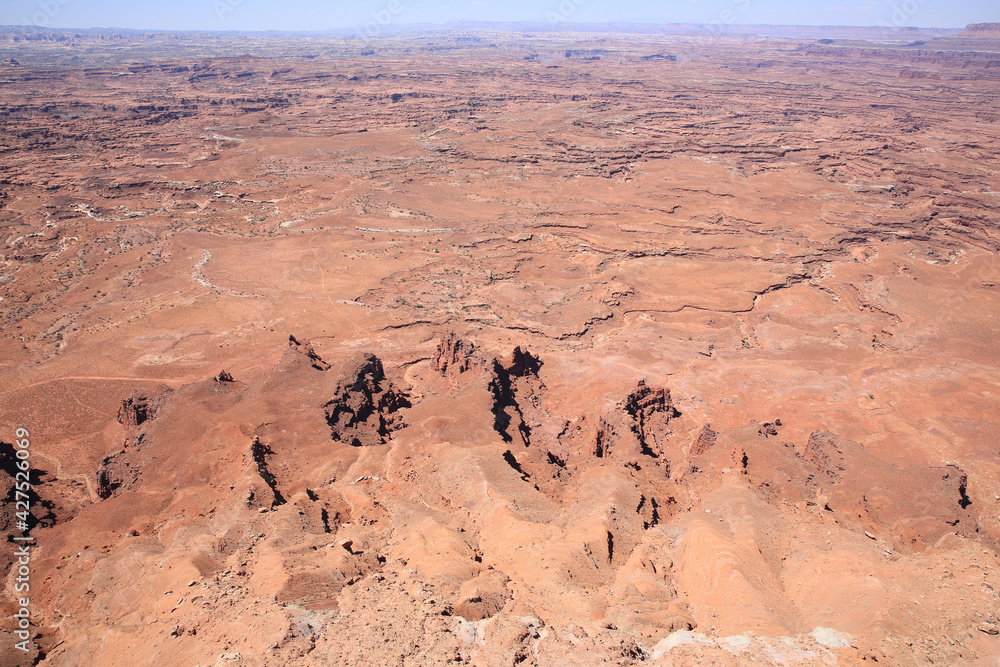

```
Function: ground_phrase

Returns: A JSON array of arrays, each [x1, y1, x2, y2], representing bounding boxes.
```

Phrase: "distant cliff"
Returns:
[[959, 23, 1000, 37]]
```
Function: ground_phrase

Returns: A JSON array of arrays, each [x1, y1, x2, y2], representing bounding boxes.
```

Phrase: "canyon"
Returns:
[[1, 23, 999, 666]]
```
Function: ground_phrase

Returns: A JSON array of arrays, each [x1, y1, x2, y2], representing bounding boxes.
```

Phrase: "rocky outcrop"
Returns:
[[432, 330, 479, 379], [287, 334, 330, 371], [503, 345, 542, 379], [107, 389, 170, 496], [594, 381, 679, 467], [1, 440, 57, 552], [241, 436, 285, 509], [117, 390, 168, 428], [1, 442, 28, 577], [689, 425, 717, 457], [95, 447, 135, 500], [431, 333, 546, 447], [324, 353, 410, 447], [624, 381, 679, 458]]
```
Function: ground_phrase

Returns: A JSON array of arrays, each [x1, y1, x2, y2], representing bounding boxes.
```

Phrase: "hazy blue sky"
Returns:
[[4, 0, 996, 32]]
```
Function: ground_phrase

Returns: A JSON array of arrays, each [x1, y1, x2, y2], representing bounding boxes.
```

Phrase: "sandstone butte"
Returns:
[[0, 22, 999, 667]]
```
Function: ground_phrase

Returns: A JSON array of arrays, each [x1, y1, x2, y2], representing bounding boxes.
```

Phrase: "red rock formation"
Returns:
[[432, 331, 479, 379], [689, 425, 718, 457], [594, 382, 678, 466], [116, 390, 167, 428], [503, 345, 542, 379], [324, 353, 409, 447], [624, 381, 679, 456], [287, 334, 330, 371]]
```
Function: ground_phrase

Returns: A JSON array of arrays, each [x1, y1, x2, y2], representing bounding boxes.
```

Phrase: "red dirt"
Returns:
[[1, 25, 1000, 667]]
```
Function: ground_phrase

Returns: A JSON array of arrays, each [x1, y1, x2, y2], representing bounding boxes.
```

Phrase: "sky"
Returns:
[[3, 0, 997, 32]]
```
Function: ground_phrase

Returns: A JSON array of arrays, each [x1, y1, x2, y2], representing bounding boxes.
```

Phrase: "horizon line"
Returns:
[[0, 20, 977, 34]]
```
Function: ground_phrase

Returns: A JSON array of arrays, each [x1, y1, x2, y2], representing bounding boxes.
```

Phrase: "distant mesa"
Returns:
[[565, 49, 607, 59], [959, 23, 1000, 37]]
